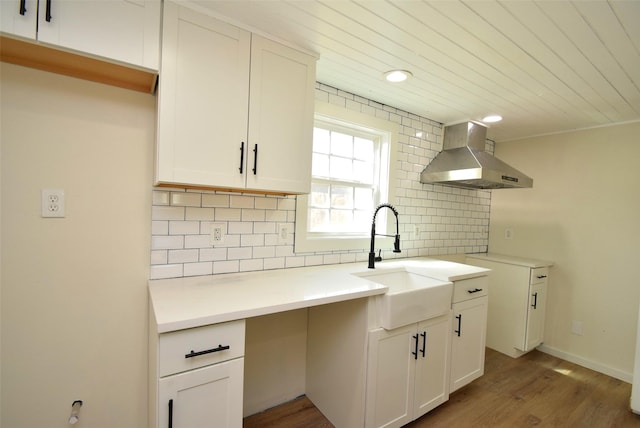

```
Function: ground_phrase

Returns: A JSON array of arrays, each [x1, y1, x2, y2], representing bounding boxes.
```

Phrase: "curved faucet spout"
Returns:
[[368, 203, 401, 268]]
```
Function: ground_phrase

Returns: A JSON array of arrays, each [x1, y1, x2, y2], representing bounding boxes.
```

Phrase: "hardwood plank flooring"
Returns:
[[243, 348, 640, 427]]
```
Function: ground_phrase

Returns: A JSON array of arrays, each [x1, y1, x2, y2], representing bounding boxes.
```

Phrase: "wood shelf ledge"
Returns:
[[0, 34, 158, 94]]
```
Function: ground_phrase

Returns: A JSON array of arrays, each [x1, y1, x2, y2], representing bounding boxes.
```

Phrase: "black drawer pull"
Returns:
[[420, 331, 427, 357], [467, 288, 483, 294], [455, 314, 462, 337], [412, 333, 419, 360], [531, 292, 538, 309], [168, 399, 173, 428], [185, 344, 230, 359], [239, 142, 245, 173], [19, 0, 26, 15], [536, 275, 547, 279], [45, 0, 52, 22]]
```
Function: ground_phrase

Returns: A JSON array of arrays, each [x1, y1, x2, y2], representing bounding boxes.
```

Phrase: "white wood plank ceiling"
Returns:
[[191, 0, 640, 142]]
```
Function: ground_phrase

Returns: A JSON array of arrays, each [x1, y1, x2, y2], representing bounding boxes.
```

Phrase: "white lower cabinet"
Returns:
[[150, 320, 245, 428], [466, 254, 552, 358], [365, 312, 451, 428], [449, 276, 489, 393], [159, 359, 244, 428]]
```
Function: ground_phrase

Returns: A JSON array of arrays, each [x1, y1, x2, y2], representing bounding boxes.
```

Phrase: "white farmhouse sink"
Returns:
[[354, 268, 453, 330]]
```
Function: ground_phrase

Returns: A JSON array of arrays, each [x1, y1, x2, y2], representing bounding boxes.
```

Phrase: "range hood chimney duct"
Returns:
[[420, 122, 533, 189]]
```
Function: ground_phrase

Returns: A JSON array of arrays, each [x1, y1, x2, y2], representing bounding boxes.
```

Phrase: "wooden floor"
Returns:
[[243, 348, 640, 427]]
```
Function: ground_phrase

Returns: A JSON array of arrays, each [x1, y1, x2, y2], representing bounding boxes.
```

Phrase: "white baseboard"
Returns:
[[537, 344, 633, 383]]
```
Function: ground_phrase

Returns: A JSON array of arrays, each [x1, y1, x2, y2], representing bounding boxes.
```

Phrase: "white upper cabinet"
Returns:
[[155, 1, 316, 194], [0, 0, 160, 70]]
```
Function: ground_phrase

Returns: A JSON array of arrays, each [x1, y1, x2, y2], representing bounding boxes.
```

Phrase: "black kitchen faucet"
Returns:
[[368, 203, 401, 268]]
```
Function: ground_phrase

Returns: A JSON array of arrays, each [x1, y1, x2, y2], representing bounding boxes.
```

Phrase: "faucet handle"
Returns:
[[375, 249, 383, 262]]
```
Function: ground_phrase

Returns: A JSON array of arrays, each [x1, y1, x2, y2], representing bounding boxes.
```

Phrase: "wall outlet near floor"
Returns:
[[41, 189, 65, 218], [571, 320, 583, 336], [504, 228, 513, 240], [210, 223, 225, 244]]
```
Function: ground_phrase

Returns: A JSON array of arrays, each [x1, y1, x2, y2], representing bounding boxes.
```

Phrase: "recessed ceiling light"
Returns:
[[482, 115, 503, 123], [384, 70, 412, 83]]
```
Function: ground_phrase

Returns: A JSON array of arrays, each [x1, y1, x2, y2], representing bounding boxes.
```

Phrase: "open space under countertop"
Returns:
[[149, 257, 490, 333]]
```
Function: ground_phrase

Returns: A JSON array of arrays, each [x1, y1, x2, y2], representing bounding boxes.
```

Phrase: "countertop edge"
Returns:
[[466, 253, 554, 268]]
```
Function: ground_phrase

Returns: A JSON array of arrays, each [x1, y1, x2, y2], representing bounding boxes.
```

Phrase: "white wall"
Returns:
[[487, 122, 640, 380], [1, 64, 155, 427]]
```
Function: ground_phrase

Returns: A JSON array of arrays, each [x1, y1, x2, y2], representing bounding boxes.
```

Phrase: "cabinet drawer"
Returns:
[[452, 276, 488, 303], [159, 320, 245, 377], [530, 267, 549, 284]]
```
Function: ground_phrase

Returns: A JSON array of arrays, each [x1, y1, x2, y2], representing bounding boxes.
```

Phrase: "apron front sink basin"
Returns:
[[354, 268, 453, 330]]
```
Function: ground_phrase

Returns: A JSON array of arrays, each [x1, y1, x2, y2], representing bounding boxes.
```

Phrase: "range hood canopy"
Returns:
[[420, 121, 533, 190]]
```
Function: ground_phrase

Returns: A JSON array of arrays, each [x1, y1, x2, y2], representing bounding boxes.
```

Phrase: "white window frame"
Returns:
[[295, 101, 398, 253]]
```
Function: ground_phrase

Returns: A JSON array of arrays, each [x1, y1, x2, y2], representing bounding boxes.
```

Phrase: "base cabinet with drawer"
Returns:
[[449, 276, 489, 393], [150, 319, 246, 428], [466, 253, 552, 359]]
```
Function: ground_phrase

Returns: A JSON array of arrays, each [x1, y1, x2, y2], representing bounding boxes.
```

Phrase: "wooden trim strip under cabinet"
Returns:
[[0, 35, 158, 94]]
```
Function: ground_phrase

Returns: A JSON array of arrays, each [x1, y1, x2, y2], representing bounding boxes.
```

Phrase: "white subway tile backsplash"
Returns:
[[184, 262, 213, 277], [171, 192, 201, 207], [149, 83, 490, 279]]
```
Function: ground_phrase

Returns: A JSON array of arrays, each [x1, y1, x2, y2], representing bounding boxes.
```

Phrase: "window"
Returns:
[[295, 101, 398, 253]]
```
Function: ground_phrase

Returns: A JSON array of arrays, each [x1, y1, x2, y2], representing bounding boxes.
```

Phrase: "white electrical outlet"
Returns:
[[504, 228, 513, 240], [210, 223, 225, 244], [413, 225, 421, 240], [571, 320, 583, 336], [277, 223, 288, 245], [41, 189, 65, 218]]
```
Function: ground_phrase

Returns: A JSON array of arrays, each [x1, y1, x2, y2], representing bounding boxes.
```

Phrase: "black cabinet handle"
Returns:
[[455, 314, 462, 337], [45, 0, 52, 22], [19, 0, 26, 15], [252, 144, 258, 174], [467, 288, 483, 294], [532, 292, 538, 309], [412, 333, 419, 360], [185, 344, 230, 359], [420, 331, 426, 357], [168, 399, 173, 428], [536, 275, 547, 279], [239, 142, 245, 173]]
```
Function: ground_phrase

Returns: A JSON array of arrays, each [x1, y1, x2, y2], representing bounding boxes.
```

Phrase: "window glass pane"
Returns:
[[354, 210, 371, 229], [313, 128, 330, 153], [354, 137, 374, 161], [330, 131, 353, 158], [309, 208, 329, 232], [331, 186, 353, 209], [312, 153, 329, 177], [354, 187, 374, 211], [330, 156, 353, 180], [310, 183, 330, 208], [330, 209, 353, 229], [353, 159, 374, 184]]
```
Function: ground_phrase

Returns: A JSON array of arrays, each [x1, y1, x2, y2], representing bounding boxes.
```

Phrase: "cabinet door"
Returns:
[[158, 358, 244, 428], [0, 0, 38, 38], [414, 314, 451, 418], [524, 282, 547, 351], [246, 35, 315, 194], [156, 1, 250, 189], [365, 325, 415, 428], [450, 296, 488, 392]]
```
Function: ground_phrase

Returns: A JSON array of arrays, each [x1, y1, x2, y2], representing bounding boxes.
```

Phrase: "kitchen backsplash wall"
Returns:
[[150, 83, 491, 280]]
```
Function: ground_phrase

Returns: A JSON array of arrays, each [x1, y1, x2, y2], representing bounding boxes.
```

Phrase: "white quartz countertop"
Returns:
[[466, 253, 554, 268], [149, 257, 490, 333]]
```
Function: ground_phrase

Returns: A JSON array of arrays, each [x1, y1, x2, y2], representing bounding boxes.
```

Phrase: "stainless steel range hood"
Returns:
[[420, 122, 533, 189]]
